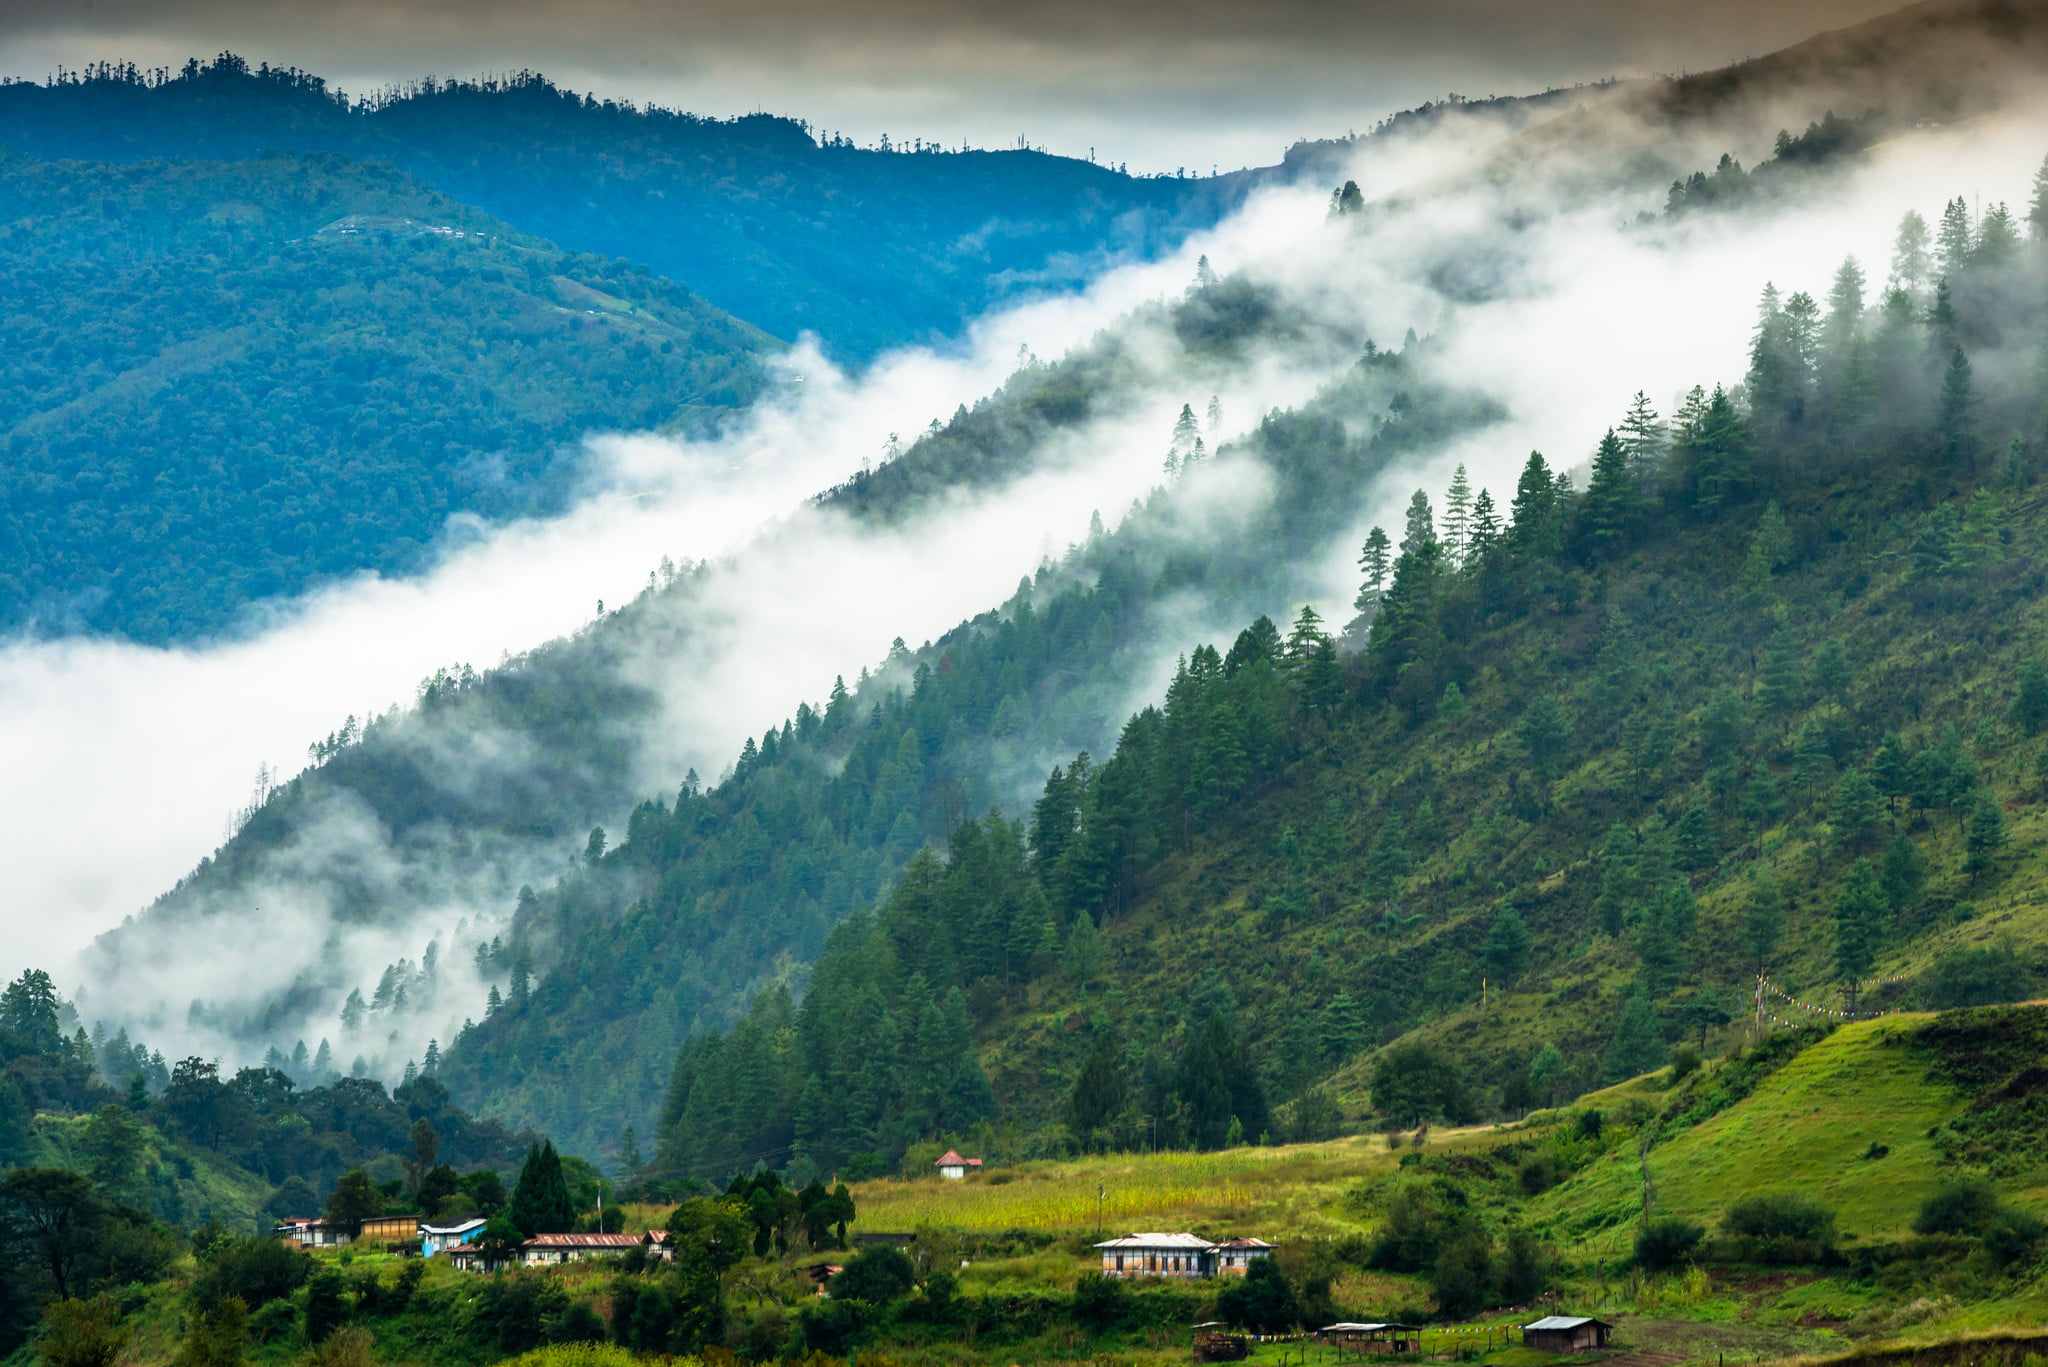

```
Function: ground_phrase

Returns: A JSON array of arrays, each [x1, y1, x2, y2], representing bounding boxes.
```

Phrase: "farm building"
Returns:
[[1093, 1232, 1275, 1279], [1522, 1316, 1613, 1351], [421, 1218, 488, 1256], [359, 1214, 425, 1246], [1211, 1237, 1278, 1276], [273, 1218, 346, 1247], [935, 1150, 983, 1179], [1318, 1323, 1422, 1356], [518, 1232, 645, 1265]]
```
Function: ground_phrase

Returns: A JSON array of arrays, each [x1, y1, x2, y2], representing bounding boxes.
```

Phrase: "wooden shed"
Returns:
[[1317, 1323, 1422, 1357], [1521, 1315, 1613, 1351], [1192, 1322, 1249, 1362]]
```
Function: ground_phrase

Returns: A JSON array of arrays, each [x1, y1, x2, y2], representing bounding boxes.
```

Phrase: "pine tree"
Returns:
[[1354, 526, 1393, 615], [1966, 791, 2009, 872], [1811, 639, 1853, 701], [1603, 989, 1666, 1083], [1745, 865, 1785, 971], [1483, 908, 1531, 981], [1937, 197, 1974, 280], [1068, 1033, 1127, 1138], [509, 1140, 577, 1236], [1443, 464, 1473, 566], [1467, 488, 1503, 555], [2012, 659, 2048, 735], [2030, 154, 2048, 242], [1880, 832, 1925, 910], [1974, 203, 2019, 268], [1581, 429, 1635, 552], [1831, 768, 1883, 849], [1940, 345, 1978, 467], [1823, 256, 1866, 357], [1890, 210, 1932, 294], [1595, 823, 1638, 938], [1619, 392, 1666, 483], [1834, 859, 1885, 983]]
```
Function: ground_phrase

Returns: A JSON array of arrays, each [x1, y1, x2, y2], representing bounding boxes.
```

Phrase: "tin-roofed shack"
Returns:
[[1193, 1323, 1249, 1362], [1522, 1316, 1613, 1351], [1318, 1323, 1422, 1357]]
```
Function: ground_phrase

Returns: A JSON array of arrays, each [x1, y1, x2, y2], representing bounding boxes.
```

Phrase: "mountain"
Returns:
[[0, 148, 774, 641], [0, 58, 1235, 363], [643, 150, 2048, 1178], [69, 0, 2048, 1171]]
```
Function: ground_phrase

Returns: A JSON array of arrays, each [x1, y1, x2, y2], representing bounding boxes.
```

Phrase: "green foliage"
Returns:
[[324, 1170, 384, 1234], [1718, 1192, 1837, 1263], [1069, 1272, 1126, 1330], [1635, 1218, 1706, 1270], [189, 1237, 311, 1312], [1921, 944, 2031, 1009], [0, 153, 770, 639], [171, 1296, 247, 1367], [32, 1297, 128, 1367], [829, 1245, 917, 1303], [510, 1141, 577, 1236], [1215, 1258, 1301, 1332], [1370, 1044, 1475, 1128]]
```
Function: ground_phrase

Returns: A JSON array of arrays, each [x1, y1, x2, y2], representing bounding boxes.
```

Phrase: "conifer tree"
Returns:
[[1940, 345, 1978, 467], [1068, 1033, 1126, 1139], [1745, 865, 1785, 971], [1834, 859, 1885, 984], [1581, 429, 1635, 553], [1603, 989, 1665, 1083], [509, 1139, 577, 1236], [1443, 464, 1473, 565], [1890, 210, 1933, 293], [1881, 832, 1925, 910], [1966, 791, 2009, 872], [2030, 154, 2048, 242], [1467, 488, 1502, 555], [1937, 197, 1974, 280]]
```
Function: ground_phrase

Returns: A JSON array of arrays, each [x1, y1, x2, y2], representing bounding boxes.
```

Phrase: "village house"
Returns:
[[359, 1214, 426, 1248], [1521, 1316, 1613, 1352], [1210, 1237, 1278, 1276], [273, 1218, 347, 1247], [421, 1217, 488, 1257], [934, 1150, 983, 1180], [1092, 1232, 1274, 1279], [517, 1232, 645, 1265]]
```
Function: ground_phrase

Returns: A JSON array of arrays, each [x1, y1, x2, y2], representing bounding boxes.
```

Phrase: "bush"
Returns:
[[1666, 1047, 1701, 1085], [1430, 1234, 1495, 1320], [1720, 1193, 1836, 1264], [828, 1246, 915, 1304], [1922, 946, 2031, 1009], [795, 1298, 864, 1356], [1497, 1230, 1548, 1304], [303, 1273, 348, 1345], [190, 1237, 312, 1312], [1575, 1110, 1604, 1139], [472, 1272, 571, 1354], [1371, 1044, 1476, 1127], [1983, 1209, 2044, 1265], [1070, 1272, 1126, 1331], [34, 1297, 128, 1367], [1913, 1180, 2002, 1236], [1516, 1156, 1557, 1196], [1634, 1219, 1705, 1271], [1215, 1260, 1300, 1333]]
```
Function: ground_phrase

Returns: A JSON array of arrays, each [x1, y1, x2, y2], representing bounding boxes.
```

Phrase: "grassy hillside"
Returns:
[[0, 149, 772, 639]]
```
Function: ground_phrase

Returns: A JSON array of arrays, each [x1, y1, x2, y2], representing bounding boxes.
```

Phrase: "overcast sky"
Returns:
[[1, 0, 1911, 170]]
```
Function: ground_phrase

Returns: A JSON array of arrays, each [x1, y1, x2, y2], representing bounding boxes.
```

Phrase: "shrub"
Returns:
[[190, 1237, 312, 1312], [303, 1273, 348, 1345], [305, 1327, 374, 1367], [1913, 1180, 2002, 1236], [472, 1271, 571, 1354], [1666, 1047, 1702, 1085], [829, 1246, 916, 1304], [1430, 1233, 1495, 1319], [1575, 1110, 1604, 1139], [1216, 1260, 1300, 1333], [1984, 1209, 2045, 1265], [1070, 1272, 1126, 1331], [34, 1297, 129, 1367], [1922, 946, 2031, 1009], [1720, 1193, 1835, 1264], [1635, 1219, 1705, 1271], [1516, 1155, 1557, 1196]]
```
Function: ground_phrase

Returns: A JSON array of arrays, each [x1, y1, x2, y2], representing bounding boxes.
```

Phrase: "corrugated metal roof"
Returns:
[[1524, 1316, 1609, 1331], [421, 1218, 488, 1235], [1320, 1324, 1421, 1334], [523, 1232, 643, 1248], [1093, 1232, 1216, 1250]]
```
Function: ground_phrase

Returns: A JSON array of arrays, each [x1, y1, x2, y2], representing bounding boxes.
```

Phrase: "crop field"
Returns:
[[845, 1129, 1507, 1236]]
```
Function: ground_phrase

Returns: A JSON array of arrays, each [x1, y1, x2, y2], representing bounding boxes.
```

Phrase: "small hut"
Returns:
[[1521, 1316, 1613, 1352], [1317, 1323, 1422, 1357], [1192, 1322, 1249, 1362]]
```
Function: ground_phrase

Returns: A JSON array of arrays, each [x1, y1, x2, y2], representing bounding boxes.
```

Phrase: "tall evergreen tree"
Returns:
[[509, 1140, 577, 1236]]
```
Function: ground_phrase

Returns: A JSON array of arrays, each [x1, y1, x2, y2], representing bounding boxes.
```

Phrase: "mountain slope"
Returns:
[[0, 148, 773, 640], [643, 168, 2048, 1182], [0, 59, 1233, 362]]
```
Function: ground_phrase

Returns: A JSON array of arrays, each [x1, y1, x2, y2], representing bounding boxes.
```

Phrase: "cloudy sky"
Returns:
[[1, 0, 1911, 170]]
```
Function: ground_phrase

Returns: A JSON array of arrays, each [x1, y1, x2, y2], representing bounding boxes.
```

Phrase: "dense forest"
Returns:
[[639, 173, 2048, 1180], [0, 150, 772, 640], [0, 56, 1235, 362]]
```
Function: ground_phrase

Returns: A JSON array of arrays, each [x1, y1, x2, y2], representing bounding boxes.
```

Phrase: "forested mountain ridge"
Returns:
[[642, 177, 2048, 1183], [0, 149, 774, 640], [0, 57, 1235, 362]]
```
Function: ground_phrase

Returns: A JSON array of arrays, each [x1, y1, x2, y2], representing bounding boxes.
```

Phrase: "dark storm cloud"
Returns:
[[0, 0, 1909, 167]]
